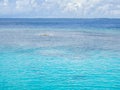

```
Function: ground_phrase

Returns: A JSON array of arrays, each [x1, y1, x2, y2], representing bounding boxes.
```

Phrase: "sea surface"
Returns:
[[0, 18, 120, 90]]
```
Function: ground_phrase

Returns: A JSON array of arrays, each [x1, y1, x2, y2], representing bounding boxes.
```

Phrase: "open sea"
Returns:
[[0, 18, 120, 90]]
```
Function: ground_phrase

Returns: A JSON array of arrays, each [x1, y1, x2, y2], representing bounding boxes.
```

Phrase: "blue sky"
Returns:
[[0, 0, 120, 18]]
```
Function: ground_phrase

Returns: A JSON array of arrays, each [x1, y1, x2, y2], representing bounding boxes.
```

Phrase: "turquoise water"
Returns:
[[0, 19, 120, 90]]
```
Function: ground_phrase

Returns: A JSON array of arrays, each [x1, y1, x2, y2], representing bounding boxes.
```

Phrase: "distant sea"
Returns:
[[0, 18, 120, 90]]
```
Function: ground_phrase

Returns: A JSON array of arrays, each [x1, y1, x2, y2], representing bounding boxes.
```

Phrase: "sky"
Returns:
[[0, 0, 120, 18]]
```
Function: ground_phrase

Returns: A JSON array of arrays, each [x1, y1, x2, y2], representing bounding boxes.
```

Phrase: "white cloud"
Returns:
[[0, 0, 120, 18], [3, 0, 8, 6], [63, 1, 83, 12], [62, 0, 120, 17], [111, 10, 120, 15], [16, 0, 30, 9], [93, 3, 120, 17], [62, 0, 102, 15]]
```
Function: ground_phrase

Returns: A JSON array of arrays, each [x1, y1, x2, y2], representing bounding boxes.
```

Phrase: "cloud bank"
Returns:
[[0, 0, 120, 18]]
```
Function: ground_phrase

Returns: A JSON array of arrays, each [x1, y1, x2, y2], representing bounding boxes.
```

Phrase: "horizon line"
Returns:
[[0, 17, 120, 19]]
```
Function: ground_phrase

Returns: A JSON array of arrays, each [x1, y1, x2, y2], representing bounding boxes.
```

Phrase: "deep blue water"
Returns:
[[0, 19, 120, 90], [0, 18, 120, 29]]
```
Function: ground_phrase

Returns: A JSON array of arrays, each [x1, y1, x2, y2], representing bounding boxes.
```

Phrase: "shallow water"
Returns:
[[0, 19, 120, 90]]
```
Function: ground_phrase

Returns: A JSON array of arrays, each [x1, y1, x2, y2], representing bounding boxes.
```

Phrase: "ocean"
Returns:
[[0, 18, 120, 90]]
